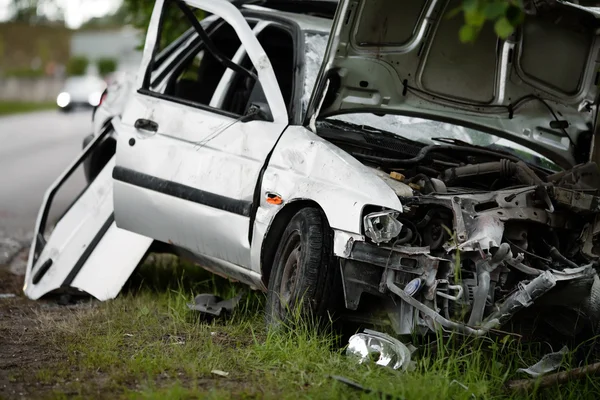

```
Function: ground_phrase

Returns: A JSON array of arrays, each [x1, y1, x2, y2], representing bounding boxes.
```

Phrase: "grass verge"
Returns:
[[0, 101, 56, 116], [8, 255, 600, 399]]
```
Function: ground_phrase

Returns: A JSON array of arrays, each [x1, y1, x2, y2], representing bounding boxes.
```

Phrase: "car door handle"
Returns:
[[134, 118, 158, 133]]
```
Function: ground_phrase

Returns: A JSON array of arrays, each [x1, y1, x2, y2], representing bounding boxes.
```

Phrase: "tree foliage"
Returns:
[[117, 0, 530, 47], [9, 0, 64, 25], [67, 56, 89, 76], [453, 0, 525, 43], [97, 58, 118, 76]]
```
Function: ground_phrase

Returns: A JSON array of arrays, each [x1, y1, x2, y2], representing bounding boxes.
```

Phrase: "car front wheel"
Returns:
[[265, 207, 338, 328]]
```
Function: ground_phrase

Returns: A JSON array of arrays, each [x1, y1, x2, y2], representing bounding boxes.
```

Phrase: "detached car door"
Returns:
[[113, 0, 288, 277]]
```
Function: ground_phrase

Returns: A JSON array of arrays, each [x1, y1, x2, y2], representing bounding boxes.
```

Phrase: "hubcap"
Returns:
[[280, 232, 302, 307]]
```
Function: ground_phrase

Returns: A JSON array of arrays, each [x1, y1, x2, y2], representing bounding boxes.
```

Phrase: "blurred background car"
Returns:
[[56, 75, 107, 112]]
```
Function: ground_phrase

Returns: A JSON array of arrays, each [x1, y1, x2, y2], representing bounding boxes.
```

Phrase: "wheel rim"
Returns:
[[279, 231, 302, 307]]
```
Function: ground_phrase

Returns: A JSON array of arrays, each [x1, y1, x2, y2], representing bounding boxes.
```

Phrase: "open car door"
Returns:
[[112, 0, 288, 284], [23, 128, 153, 300]]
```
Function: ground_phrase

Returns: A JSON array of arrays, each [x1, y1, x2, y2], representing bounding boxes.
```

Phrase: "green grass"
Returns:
[[0, 101, 56, 116], [28, 255, 600, 399]]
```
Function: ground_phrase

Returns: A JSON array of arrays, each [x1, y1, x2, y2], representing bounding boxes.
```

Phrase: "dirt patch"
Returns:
[[0, 271, 67, 399]]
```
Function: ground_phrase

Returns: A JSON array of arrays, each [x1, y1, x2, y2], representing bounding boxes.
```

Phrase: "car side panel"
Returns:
[[250, 125, 402, 275]]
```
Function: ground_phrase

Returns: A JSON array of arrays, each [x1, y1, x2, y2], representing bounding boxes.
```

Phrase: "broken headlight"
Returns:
[[363, 210, 403, 244]]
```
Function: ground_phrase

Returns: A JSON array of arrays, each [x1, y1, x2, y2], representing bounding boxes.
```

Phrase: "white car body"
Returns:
[[25, 0, 600, 337]]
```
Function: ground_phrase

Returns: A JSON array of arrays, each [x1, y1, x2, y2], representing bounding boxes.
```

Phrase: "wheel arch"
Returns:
[[259, 199, 330, 288]]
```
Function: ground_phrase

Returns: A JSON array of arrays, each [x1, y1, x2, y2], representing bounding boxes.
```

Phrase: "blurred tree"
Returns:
[[0, 35, 4, 72], [9, 0, 64, 25], [10, 0, 38, 23], [97, 58, 118, 76], [80, 4, 129, 29], [67, 56, 89, 76]]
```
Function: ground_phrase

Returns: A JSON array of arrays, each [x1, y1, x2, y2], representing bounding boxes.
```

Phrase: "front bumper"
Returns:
[[334, 233, 598, 336]]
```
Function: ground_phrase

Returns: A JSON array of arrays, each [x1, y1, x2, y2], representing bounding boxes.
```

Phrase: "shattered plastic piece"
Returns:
[[211, 370, 229, 377], [346, 329, 414, 371], [517, 346, 569, 377], [187, 292, 244, 317], [0, 293, 16, 299]]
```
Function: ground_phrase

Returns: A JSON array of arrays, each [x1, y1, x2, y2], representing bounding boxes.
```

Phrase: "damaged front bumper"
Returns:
[[337, 235, 597, 336]]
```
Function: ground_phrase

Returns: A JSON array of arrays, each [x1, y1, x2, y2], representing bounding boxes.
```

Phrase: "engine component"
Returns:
[[442, 159, 543, 186], [363, 210, 403, 244], [481, 271, 557, 330], [468, 243, 512, 326]]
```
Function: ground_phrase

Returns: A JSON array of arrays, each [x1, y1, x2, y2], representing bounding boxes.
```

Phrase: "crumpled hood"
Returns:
[[307, 0, 600, 168]]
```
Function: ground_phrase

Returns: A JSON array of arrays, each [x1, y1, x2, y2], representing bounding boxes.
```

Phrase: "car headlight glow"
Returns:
[[88, 92, 102, 107], [56, 92, 70, 108]]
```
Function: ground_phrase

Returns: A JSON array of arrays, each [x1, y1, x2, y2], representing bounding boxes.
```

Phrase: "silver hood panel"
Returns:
[[308, 0, 600, 167]]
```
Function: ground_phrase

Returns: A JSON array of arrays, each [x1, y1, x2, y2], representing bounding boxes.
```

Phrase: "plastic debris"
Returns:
[[187, 292, 244, 317], [346, 329, 415, 371], [517, 346, 569, 377], [0, 293, 16, 299], [211, 370, 229, 377]]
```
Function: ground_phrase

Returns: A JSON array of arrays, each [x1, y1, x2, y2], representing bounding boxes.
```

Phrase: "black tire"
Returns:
[[265, 207, 338, 328]]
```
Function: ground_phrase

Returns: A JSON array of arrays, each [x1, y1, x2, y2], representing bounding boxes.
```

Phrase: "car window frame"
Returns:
[[241, 10, 305, 125], [138, 1, 268, 120]]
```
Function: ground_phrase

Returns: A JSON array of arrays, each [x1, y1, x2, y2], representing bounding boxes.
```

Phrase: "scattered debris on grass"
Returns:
[[211, 370, 229, 377], [449, 380, 476, 399], [346, 329, 415, 371], [506, 361, 600, 393], [187, 291, 245, 317], [330, 375, 399, 399], [516, 346, 569, 377]]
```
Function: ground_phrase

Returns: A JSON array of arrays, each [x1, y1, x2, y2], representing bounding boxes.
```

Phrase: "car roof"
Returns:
[[242, 4, 332, 33]]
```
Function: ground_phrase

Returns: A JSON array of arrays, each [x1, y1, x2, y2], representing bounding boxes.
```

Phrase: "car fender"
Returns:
[[250, 125, 403, 277]]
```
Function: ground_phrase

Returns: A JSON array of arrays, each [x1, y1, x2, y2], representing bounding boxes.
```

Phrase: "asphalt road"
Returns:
[[0, 110, 92, 237]]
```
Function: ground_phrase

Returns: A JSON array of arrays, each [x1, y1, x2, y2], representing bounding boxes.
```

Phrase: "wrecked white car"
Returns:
[[24, 0, 600, 338]]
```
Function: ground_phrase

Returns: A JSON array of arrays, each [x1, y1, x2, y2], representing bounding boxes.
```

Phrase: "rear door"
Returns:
[[113, 0, 288, 279]]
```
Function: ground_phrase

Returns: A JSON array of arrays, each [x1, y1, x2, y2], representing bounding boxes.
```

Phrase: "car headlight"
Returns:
[[56, 92, 70, 108], [363, 210, 403, 244], [88, 92, 102, 106]]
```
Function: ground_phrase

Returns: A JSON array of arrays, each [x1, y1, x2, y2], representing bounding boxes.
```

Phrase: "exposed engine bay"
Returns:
[[319, 119, 600, 337]]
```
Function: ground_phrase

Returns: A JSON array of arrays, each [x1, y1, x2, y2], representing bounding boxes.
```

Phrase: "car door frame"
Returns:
[[136, 0, 288, 124], [112, 0, 290, 286]]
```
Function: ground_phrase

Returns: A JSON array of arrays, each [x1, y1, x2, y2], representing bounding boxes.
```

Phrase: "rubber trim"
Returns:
[[113, 167, 252, 217]]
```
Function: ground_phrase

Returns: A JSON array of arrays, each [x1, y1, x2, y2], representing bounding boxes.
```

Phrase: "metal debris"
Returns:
[[507, 360, 600, 392], [330, 375, 400, 400], [517, 346, 569, 377], [450, 380, 476, 399], [187, 292, 244, 317], [346, 329, 415, 371]]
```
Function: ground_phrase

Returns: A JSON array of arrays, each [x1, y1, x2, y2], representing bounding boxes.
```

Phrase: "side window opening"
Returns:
[[164, 22, 242, 105], [221, 25, 295, 118], [143, 0, 258, 116]]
